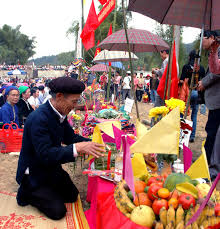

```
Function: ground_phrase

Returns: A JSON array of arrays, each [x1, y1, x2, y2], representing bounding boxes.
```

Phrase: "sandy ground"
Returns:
[[0, 102, 211, 209]]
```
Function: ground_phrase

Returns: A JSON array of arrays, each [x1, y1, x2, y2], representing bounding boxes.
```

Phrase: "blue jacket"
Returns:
[[1, 102, 19, 127], [16, 101, 90, 187]]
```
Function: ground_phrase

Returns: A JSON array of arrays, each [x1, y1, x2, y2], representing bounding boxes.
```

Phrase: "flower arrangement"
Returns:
[[165, 98, 185, 114], [149, 106, 169, 119], [142, 94, 148, 103]]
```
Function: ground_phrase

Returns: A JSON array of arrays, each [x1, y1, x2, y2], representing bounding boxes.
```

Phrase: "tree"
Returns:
[[66, 20, 80, 55], [153, 24, 187, 73], [0, 24, 35, 64], [57, 51, 75, 65], [193, 36, 208, 70]]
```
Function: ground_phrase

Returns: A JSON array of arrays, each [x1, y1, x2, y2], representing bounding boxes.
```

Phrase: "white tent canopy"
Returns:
[[93, 50, 138, 63]]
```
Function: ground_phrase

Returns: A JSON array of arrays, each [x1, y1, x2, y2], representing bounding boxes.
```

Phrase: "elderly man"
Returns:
[[16, 77, 104, 220]]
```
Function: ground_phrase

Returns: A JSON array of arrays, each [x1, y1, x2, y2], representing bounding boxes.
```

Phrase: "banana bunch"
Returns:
[[154, 204, 220, 229], [114, 180, 136, 218]]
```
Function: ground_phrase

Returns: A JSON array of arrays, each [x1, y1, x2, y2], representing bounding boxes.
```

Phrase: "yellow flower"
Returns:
[[149, 106, 169, 118], [72, 114, 82, 120], [165, 98, 185, 114]]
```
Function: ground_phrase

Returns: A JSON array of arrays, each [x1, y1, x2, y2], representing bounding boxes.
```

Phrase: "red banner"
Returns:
[[98, 0, 108, 5], [97, 0, 116, 26]]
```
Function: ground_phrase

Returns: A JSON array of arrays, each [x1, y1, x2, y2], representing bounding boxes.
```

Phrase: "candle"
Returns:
[[107, 150, 112, 170]]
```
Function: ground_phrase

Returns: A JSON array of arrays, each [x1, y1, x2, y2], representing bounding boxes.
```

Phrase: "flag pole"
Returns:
[[167, 26, 175, 99], [122, 0, 140, 120]]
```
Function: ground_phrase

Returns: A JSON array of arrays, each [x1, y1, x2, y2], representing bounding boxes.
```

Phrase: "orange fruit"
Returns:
[[158, 188, 170, 199], [134, 180, 147, 193], [168, 198, 179, 209], [133, 192, 152, 207]]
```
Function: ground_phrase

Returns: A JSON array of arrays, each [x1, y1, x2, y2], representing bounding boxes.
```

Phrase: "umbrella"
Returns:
[[90, 64, 115, 73], [99, 62, 125, 69], [8, 69, 27, 75], [128, 0, 220, 30], [98, 29, 169, 52], [93, 50, 138, 62]]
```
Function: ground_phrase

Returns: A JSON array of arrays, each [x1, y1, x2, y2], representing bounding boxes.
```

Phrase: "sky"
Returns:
[[0, 0, 201, 59]]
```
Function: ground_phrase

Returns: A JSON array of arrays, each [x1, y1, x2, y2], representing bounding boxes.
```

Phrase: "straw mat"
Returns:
[[0, 191, 90, 229]]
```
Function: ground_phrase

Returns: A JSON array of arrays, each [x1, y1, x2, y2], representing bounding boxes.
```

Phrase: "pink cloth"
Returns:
[[85, 177, 115, 229], [114, 75, 122, 85], [17, 83, 28, 86], [133, 77, 139, 90], [209, 48, 220, 74]]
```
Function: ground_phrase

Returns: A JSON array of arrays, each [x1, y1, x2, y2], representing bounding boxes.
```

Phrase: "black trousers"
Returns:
[[17, 171, 79, 220], [204, 108, 220, 164]]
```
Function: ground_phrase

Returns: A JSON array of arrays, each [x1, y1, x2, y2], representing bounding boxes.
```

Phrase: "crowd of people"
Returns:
[[0, 29, 219, 221]]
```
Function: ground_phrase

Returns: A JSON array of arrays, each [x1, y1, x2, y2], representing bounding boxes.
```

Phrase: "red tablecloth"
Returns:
[[85, 177, 149, 229]]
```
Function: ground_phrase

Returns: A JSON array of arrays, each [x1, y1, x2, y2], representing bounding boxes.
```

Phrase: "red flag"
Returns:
[[157, 41, 179, 100], [107, 24, 112, 37], [98, 0, 107, 5], [94, 40, 101, 57], [80, 0, 99, 50]]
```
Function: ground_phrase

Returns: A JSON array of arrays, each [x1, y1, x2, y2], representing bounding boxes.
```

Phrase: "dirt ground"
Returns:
[[0, 102, 210, 210]]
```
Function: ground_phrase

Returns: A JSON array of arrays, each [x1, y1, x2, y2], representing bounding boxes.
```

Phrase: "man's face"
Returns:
[[7, 90, 19, 105], [56, 93, 81, 115], [140, 74, 143, 78], [202, 36, 214, 50], [160, 51, 167, 60]]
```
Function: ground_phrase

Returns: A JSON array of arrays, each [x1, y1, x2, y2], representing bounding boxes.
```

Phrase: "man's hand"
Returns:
[[198, 81, 205, 91], [75, 142, 105, 158]]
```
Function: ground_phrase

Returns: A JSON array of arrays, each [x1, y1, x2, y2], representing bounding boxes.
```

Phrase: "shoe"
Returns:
[[16, 186, 29, 207], [189, 138, 195, 143]]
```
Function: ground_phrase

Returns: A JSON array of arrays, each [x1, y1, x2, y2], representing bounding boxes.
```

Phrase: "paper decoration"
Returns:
[[122, 136, 135, 197], [124, 98, 134, 113], [179, 119, 193, 149], [86, 125, 104, 162], [136, 120, 148, 140], [97, 120, 121, 138], [186, 173, 220, 227], [183, 144, 193, 173], [112, 124, 122, 150], [185, 143, 211, 180], [130, 107, 180, 155], [131, 153, 148, 178]]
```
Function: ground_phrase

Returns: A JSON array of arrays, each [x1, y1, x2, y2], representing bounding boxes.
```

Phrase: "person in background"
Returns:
[[0, 86, 7, 107], [152, 49, 169, 107], [1, 86, 20, 127], [144, 75, 151, 102], [149, 73, 159, 105], [17, 86, 33, 128], [28, 87, 40, 110], [113, 71, 122, 100], [122, 73, 131, 103], [30, 83, 36, 89], [136, 72, 145, 102], [38, 85, 46, 105], [180, 50, 206, 143], [197, 30, 220, 179], [87, 71, 96, 86]]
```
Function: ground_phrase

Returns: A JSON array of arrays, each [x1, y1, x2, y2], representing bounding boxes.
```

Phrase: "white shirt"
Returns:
[[123, 76, 131, 89], [28, 96, 40, 107]]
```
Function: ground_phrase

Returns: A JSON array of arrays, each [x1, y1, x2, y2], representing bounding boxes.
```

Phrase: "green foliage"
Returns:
[[29, 55, 58, 66], [193, 36, 208, 70], [66, 20, 80, 53], [0, 24, 35, 64], [131, 24, 188, 73], [57, 51, 75, 65]]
